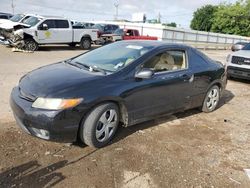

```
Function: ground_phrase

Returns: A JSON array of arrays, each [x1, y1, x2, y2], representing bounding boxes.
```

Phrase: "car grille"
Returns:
[[19, 87, 36, 102], [231, 56, 250, 66]]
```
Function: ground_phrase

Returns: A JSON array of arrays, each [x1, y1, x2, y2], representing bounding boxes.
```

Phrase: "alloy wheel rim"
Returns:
[[83, 40, 90, 48], [96, 109, 118, 142], [206, 88, 219, 110], [26, 41, 36, 51]]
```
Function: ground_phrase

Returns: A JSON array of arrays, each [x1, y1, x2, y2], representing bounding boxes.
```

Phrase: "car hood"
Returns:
[[0, 19, 12, 25], [0, 22, 30, 30], [231, 50, 250, 58], [19, 62, 103, 98]]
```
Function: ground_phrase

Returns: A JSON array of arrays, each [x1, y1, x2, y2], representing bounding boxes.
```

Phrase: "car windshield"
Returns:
[[241, 43, 250, 50], [92, 24, 104, 31], [22, 16, 41, 26], [114, 29, 124, 35], [71, 42, 153, 73], [10, 14, 24, 22]]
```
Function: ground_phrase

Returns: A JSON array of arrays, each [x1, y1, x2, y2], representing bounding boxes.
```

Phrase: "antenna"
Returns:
[[114, 0, 119, 20], [11, 0, 15, 14]]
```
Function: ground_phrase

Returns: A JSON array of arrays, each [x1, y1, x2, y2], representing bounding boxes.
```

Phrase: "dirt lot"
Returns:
[[0, 45, 249, 188]]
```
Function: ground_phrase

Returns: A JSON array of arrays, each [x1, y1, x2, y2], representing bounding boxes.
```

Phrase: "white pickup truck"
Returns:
[[0, 15, 99, 51], [227, 43, 250, 80]]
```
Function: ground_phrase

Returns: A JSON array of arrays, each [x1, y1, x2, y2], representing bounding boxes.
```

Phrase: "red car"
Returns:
[[101, 28, 158, 43]]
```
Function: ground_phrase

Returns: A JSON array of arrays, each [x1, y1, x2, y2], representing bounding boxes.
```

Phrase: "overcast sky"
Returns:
[[0, 0, 237, 28]]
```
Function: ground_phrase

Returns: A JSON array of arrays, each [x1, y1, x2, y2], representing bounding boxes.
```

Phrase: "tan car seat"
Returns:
[[181, 53, 186, 69], [155, 52, 177, 71]]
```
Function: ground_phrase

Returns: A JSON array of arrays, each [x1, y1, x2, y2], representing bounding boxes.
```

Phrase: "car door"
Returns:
[[37, 19, 72, 43], [53, 20, 72, 43], [37, 19, 56, 43], [125, 49, 194, 124]]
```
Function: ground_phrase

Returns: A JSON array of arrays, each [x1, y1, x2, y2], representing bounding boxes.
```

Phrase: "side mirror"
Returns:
[[42, 23, 48, 30], [135, 68, 154, 79]]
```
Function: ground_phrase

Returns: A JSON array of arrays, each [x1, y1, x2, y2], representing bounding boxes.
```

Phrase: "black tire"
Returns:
[[80, 103, 120, 148], [227, 74, 232, 80], [201, 85, 220, 113], [68, 43, 76, 47], [80, 37, 91, 49], [24, 38, 38, 51]]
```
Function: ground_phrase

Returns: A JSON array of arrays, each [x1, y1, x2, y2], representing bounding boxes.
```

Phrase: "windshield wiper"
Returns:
[[66, 60, 106, 75], [65, 60, 85, 69], [84, 64, 107, 75]]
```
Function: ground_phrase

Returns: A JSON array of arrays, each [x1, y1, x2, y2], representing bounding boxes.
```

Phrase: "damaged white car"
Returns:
[[0, 14, 38, 44], [0, 13, 25, 25], [0, 15, 99, 51]]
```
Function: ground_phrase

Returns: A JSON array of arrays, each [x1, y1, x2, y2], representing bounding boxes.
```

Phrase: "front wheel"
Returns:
[[201, 85, 220, 113], [80, 37, 91, 49], [80, 103, 120, 148], [24, 38, 38, 52]]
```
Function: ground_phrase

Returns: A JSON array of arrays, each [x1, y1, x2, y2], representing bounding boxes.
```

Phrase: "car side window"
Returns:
[[143, 50, 187, 72], [39, 20, 56, 29], [20, 16, 30, 23], [112, 25, 119, 31], [55, 20, 69, 28]]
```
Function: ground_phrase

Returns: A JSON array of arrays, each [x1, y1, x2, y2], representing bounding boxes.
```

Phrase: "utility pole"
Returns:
[[114, 0, 119, 20], [157, 12, 161, 23], [11, 0, 15, 14]]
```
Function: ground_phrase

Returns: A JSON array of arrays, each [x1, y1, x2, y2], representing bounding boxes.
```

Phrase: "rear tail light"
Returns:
[[97, 31, 101, 38]]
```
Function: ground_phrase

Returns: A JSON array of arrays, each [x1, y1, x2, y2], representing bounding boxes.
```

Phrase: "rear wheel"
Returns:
[[24, 38, 38, 52], [202, 85, 220, 113], [80, 103, 119, 148], [80, 37, 91, 49]]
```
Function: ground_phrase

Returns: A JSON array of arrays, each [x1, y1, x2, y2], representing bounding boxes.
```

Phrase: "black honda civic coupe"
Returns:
[[10, 41, 227, 148]]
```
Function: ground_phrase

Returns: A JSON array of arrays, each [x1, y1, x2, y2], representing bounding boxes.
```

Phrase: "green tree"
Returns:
[[166, 22, 177, 27], [190, 5, 218, 31], [211, 1, 250, 36]]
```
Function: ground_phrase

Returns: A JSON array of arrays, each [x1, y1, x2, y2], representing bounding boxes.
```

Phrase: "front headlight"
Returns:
[[32, 98, 83, 110]]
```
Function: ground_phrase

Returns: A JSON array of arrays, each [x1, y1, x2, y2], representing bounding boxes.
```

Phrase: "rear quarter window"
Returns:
[[190, 48, 211, 69], [55, 20, 69, 28]]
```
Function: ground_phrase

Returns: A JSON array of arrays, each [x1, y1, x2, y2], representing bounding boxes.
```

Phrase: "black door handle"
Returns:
[[180, 74, 194, 82]]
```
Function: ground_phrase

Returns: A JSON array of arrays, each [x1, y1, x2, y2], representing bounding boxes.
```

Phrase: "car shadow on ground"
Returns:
[[0, 149, 98, 187], [0, 160, 67, 187], [38, 45, 101, 51], [111, 89, 234, 145]]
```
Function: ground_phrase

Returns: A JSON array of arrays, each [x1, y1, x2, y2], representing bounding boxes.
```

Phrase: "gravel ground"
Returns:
[[0, 45, 249, 188]]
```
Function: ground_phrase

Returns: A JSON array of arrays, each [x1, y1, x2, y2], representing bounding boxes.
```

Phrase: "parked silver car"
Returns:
[[231, 42, 249, 52]]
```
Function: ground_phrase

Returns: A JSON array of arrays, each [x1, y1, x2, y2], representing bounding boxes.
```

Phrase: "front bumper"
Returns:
[[10, 87, 84, 143], [227, 66, 250, 80], [0, 36, 10, 45]]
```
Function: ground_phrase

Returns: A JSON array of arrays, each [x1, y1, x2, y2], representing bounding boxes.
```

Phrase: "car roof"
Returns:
[[117, 40, 191, 49], [40, 15, 66, 19], [22, 14, 65, 19], [236, 42, 249, 44]]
